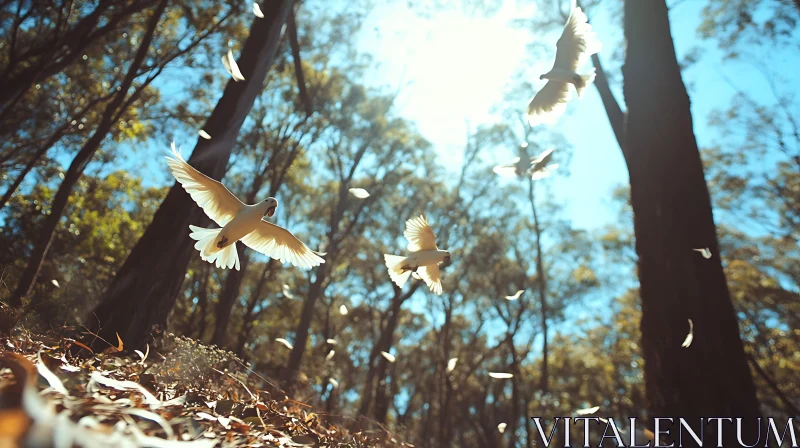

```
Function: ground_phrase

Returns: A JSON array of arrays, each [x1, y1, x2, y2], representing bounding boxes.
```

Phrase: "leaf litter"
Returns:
[[0, 330, 409, 447]]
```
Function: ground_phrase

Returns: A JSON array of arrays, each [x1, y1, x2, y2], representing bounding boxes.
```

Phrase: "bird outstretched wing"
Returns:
[[553, 7, 602, 72], [241, 220, 325, 269], [526, 81, 571, 127], [165, 142, 244, 227], [404, 215, 438, 252], [418, 264, 443, 295], [493, 157, 521, 178], [530, 148, 555, 170]]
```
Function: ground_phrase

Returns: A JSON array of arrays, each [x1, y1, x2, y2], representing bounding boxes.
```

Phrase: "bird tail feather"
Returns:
[[575, 67, 596, 99], [188, 225, 240, 270], [384, 254, 412, 288]]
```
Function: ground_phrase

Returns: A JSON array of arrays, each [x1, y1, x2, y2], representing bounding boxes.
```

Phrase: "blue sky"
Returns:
[[352, 0, 798, 232]]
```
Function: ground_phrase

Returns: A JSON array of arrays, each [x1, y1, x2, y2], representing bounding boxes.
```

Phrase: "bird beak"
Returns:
[[266, 206, 276, 217]]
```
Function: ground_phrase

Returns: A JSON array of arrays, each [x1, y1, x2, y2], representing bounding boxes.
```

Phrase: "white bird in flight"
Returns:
[[384, 215, 451, 295], [493, 143, 534, 179], [526, 6, 602, 127], [165, 143, 325, 271], [494, 146, 559, 180]]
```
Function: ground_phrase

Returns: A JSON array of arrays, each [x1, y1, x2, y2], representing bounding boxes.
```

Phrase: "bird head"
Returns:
[[442, 251, 452, 265], [262, 197, 278, 217]]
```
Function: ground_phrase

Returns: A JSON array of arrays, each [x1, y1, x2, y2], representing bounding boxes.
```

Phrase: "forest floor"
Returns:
[[0, 325, 402, 447]]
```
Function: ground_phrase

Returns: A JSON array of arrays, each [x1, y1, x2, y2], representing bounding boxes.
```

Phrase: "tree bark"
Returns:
[[282, 264, 327, 382], [89, 0, 293, 349], [622, 1, 761, 445], [590, 53, 626, 154], [357, 284, 419, 416], [191, 264, 211, 339], [9, 0, 169, 307], [210, 249, 251, 347], [235, 261, 273, 357], [528, 178, 549, 394]]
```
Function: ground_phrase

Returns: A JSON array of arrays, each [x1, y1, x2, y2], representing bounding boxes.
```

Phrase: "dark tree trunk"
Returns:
[[590, 53, 626, 153], [507, 339, 521, 448], [372, 359, 394, 424], [191, 264, 211, 339], [89, 0, 293, 350], [211, 249, 250, 347], [528, 178, 549, 394], [622, 0, 761, 444], [9, 0, 169, 307], [236, 261, 273, 357], [282, 265, 327, 382], [357, 285, 418, 416]]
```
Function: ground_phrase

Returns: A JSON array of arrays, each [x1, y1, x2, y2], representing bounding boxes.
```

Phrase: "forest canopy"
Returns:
[[0, 0, 797, 446]]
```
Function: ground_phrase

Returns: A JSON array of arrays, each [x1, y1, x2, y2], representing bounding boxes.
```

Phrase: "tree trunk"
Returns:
[[282, 265, 327, 382], [357, 285, 418, 416], [236, 261, 273, 357], [192, 264, 211, 339], [89, 0, 293, 350], [211, 249, 250, 347], [622, 1, 761, 445], [590, 53, 626, 154], [528, 178, 549, 394], [9, 0, 168, 307]]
